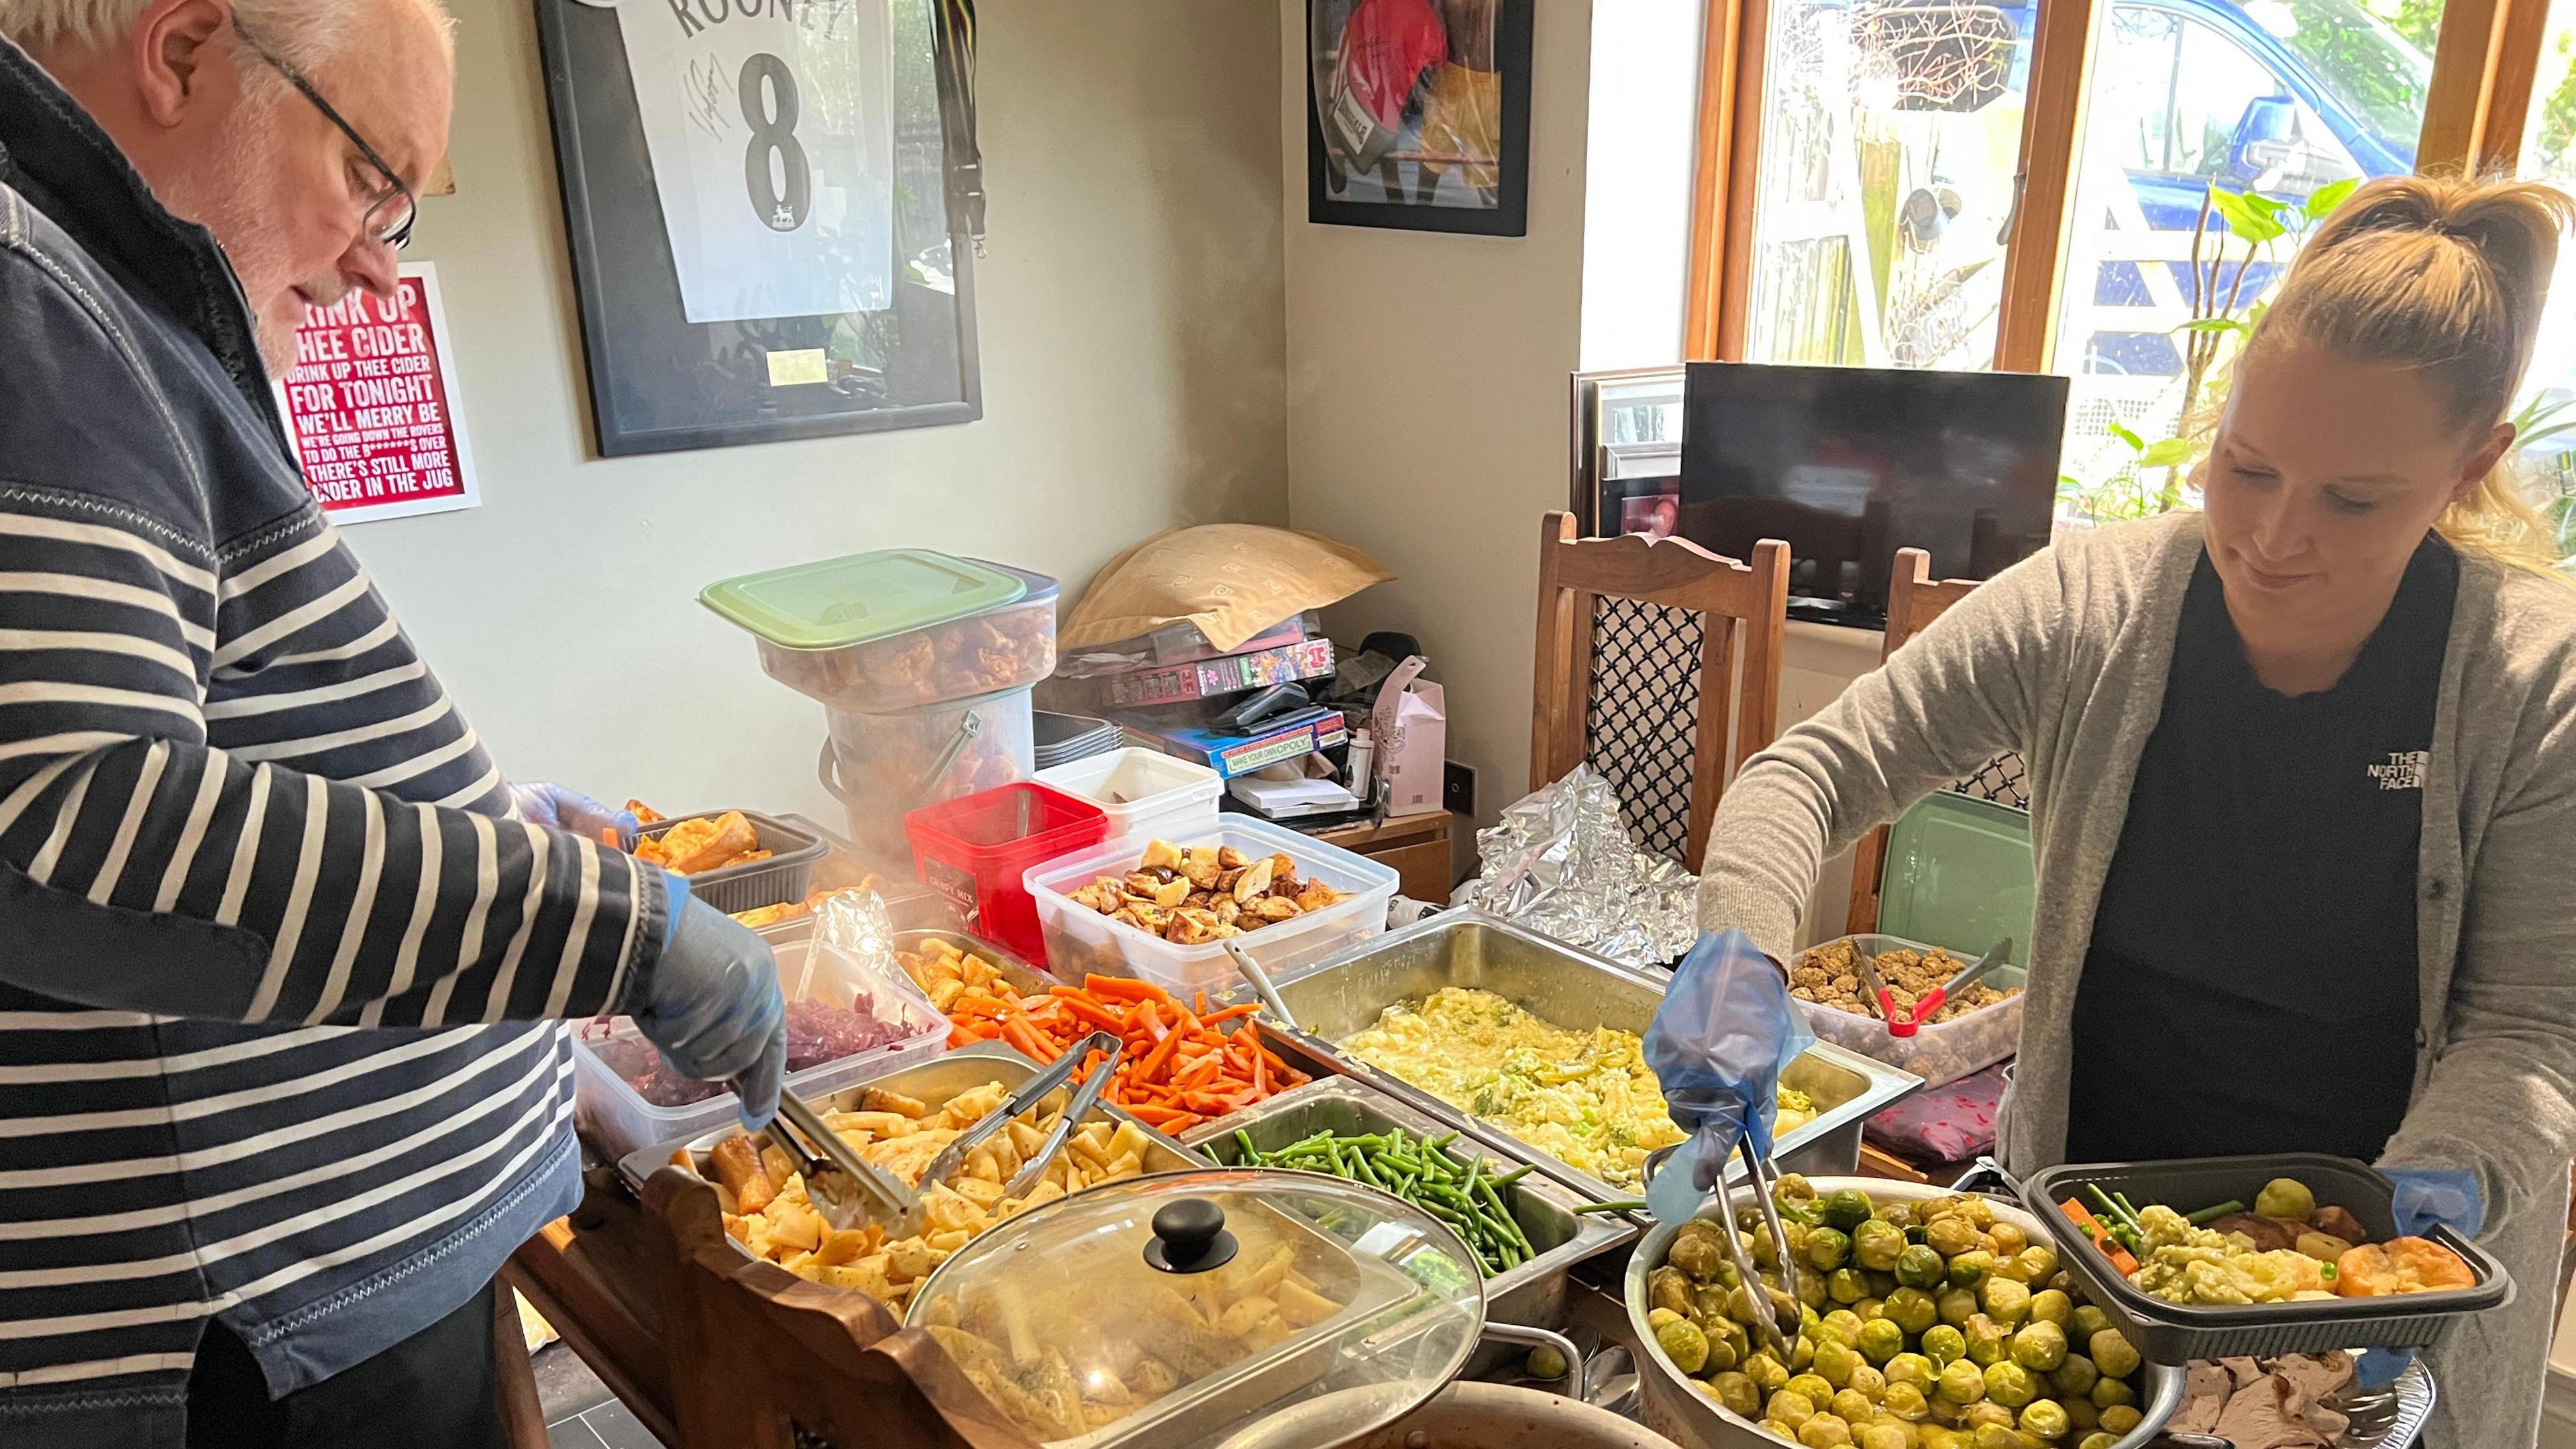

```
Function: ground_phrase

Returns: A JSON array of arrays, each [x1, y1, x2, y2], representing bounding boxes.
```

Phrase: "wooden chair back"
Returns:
[[1529, 511, 1790, 869], [635, 1169, 1038, 1449], [1843, 547, 1983, 936]]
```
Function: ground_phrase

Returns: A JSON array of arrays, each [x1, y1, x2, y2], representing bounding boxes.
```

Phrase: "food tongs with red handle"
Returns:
[[1868, 938, 2012, 1038]]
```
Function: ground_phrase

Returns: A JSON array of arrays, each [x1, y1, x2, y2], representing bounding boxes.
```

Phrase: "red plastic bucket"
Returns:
[[905, 782, 1107, 966]]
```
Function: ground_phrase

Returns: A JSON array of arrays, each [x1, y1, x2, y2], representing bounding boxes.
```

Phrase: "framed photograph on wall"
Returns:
[[534, 0, 980, 456], [1305, 0, 1532, 235]]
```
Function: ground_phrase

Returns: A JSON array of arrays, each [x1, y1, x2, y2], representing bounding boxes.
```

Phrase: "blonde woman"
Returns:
[[1700, 174, 2576, 1445]]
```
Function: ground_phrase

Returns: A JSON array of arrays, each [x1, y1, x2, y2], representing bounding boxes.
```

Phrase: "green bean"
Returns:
[[1234, 1130, 1261, 1165]]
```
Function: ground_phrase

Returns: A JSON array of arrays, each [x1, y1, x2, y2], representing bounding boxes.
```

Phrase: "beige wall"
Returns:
[[344, 0, 1287, 820], [1277, 0, 1594, 857]]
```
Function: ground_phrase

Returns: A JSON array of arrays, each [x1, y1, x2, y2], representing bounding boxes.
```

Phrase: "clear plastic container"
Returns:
[[1032, 747, 1224, 846], [571, 937, 948, 1161], [710, 551, 1060, 712], [1027, 816, 1399, 999], [818, 684, 1036, 871], [1790, 932, 2025, 1087], [903, 782, 1108, 966]]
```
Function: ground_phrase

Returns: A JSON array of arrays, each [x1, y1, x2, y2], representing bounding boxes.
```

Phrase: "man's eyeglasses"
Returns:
[[230, 18, 417, 250]]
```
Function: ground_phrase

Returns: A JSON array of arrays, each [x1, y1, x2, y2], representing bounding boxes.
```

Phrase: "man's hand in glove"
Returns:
[[1643, 928, 1815, 1223], [627, 873, 787, 1130], [508, 782, 640, 848]]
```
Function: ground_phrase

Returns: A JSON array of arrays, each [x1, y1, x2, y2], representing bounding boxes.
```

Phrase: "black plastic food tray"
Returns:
[[2026, 1154, 2512, 1361], [639, 809, 826, 916]]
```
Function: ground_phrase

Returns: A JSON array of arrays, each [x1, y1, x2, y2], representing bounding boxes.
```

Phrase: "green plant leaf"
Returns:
[[2138, 438, 2198, 468], [2208, 186, 2288, 245], [2106, 421, 2145, 453], [2304, 177, 2361, 221], [2172, 318, 2248, 336]]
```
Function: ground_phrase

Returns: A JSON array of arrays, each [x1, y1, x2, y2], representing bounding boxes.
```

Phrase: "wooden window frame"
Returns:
[[1682, 0, 2561, 369]]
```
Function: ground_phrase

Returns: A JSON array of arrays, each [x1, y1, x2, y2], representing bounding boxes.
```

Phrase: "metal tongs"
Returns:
[[1223, 939, 1301, 1032], [1716, 1134, 1805, 1366], [767, 1086, 930, 1236], [914, 1029, 1120, 1198], [1869, 937, 2013, 1038], [1003, 1034, 1126, 1198]]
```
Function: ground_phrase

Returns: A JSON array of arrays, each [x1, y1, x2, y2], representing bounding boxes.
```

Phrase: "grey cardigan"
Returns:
[[1699, 511, 2576, 1447]]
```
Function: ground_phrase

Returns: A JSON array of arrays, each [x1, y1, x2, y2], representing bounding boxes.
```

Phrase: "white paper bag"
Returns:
[[1371, 656, 1447, 816]]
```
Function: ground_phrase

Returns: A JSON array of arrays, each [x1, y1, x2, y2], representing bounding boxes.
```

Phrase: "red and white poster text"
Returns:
[[274, 262, 480, 525]]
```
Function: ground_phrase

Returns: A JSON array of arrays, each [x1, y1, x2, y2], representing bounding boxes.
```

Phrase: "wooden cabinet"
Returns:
[[1307, 810, 1456, 904]]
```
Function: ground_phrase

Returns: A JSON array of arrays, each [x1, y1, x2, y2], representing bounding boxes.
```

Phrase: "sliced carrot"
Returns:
[[1200, 1004, 1261, 1026]]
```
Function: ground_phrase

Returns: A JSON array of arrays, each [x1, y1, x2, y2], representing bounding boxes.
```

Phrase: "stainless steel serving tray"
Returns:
[[619, 1039, 1208, 1191], [1183, 1075, 1633, 1337], [886, 926, 1061, 998], [907, 1167, 1448, 1449], [1218, 914, 1921, 1204]]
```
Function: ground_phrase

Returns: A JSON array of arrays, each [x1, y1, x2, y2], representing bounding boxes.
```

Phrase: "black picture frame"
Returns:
[[533, 0, 981, 457], [1305, 0, 1532, 236]]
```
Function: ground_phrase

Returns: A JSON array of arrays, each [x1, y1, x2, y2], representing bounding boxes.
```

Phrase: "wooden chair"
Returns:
[[1529, 511, 1790, 870], [1843, 547, 1984, 936]]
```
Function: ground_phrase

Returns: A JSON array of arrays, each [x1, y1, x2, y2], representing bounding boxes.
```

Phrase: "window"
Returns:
[[2049, 0, 2429, 521], [2516, 0, 2576, 538], [1740, 0, 2037, 369]]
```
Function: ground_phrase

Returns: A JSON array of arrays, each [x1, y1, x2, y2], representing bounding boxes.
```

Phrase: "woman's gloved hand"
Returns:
[[1642, 928, 1815, 1224], [508, 782, 640, 847], [630, 873, 787, 1129], [2356, 1167, 2486, 1388]]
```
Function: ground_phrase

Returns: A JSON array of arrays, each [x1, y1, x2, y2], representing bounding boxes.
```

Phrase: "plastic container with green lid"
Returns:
[[702, 550, 1061, 711]]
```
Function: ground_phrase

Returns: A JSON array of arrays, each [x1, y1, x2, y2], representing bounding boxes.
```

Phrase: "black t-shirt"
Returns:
[[2065, 536, 2456, 1165]]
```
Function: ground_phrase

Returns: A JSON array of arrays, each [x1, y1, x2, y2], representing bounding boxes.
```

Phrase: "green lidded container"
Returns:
[[698, 548, 1026, 651]]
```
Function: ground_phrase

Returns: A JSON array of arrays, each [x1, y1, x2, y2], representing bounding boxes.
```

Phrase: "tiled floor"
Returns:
[[535, 1343, 667, 1449]]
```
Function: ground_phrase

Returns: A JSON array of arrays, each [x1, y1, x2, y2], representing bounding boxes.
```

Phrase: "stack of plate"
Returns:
[[1033, 710, 1122, 769]]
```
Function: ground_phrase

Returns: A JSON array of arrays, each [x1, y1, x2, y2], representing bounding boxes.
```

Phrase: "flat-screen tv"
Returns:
[[1676, 362, 2067, 627]]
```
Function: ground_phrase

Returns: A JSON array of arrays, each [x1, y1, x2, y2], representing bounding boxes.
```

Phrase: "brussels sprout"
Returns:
[[1935, 1358, 1988, 1405], [1946, 1250, 1996, 1291], [1962, 1316, 2007, 1368], [1921, 1429, 1968, 1449], [1875, 1200, 1920, 1230], [1883, 1352, 1936, 1391], [2063, 1397, 2099, 1434], [2086, 1329, 2140, 1380], [1834, 1388, 1879, 1423], [2026, 1289, 2072, 1328], [1821, 1309, 1867, 1346], [1883, 1382, 1934, 1424], [1962, 1402, 2018, 1432], [1803, 1303, 1825, 1336], [1789, 1373, 1837, 1407], [1808, 1227, 1855, 1272], [1924, 1214, 1982, 1258], [1969, 1426, 2032, 1449], [1856, 1297, 1890, 1324], [1866, 1269, 1901, 1300], [1670, 1222, 1731, 1280], [1855, 1220, 1909, 1272], [1709, 1371, 1763, 1416], [1729, 1284, 1775, 1326], [2255, 1177, 2316, 1222], [1982, 1278, 2033, 1327], [2051, 1354, 2098, 1400], [1711, 1318, 1753, 1371], [2069, 1306, 2109, 1342], [2019, 1399, 2071, 1442], [1704, 1332, 1742, 1375], [1801, 1414, 1856, 1448], [2010, 1322, 2068, 1373], [1955, 1196, 1997, 1228], [1938, 1288, 1981, 1327], [1814, 1338, 1863, 1389], [1699, 1283, 1741, 1325], [2014, 1246, 2060, 1285], [2097, 1405, 2142, 1436], [1862, 1424, 1913, 1449], [1746, 1352, 1791, 1393], [1799, 1269, 1833, 1308], [2089, 1378, 2134, 1411], [1884, 1288, 1940, 1336], [2076, 1436, 2118, 1449], [1650, 1307, 1684, 1332], [1848, 1364, 1888, 1401], [1794, 1336, 1819, 1371], [1918, 1322, 1966, 1368], [1656, 1318, 1712, 1375], [1831, 1269, 1871, 1305], [1986, 1222, 2028, 1256], [1825, 1189, 1878, 1230], [2047, 1271, 2073, 1296], [1770, 1388, 1819, 1430], [1927, 1397, 1966, 1430], [1858, 1318, 1905, 1364], [1897, 1244, 1949, 1291], [1983, 1362, 2039, 1410], [1652, 1267, 1697, 1318]]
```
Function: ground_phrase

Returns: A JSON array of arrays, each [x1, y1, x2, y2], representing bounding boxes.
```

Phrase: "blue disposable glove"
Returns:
[[1642, 928, 1816, 1225], [2356, 1167, 2485, 1389], [633, 871, 787, 1130], [508, 782, 639, 847]]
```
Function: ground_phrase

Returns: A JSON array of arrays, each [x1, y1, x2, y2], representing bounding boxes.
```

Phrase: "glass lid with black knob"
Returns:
[[904, 1167, 1484, 1449]]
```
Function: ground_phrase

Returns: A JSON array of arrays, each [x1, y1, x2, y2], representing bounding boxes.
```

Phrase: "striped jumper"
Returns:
[[0, 40, 669, 1446]]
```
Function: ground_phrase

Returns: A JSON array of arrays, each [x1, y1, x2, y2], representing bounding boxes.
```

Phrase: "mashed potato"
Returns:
[[1338, 987, 1814, 1191]]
